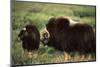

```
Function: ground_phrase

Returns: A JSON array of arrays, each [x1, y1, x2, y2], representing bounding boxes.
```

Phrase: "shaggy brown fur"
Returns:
[[18, 24, 40, 52], [45, 17, 96, 54]]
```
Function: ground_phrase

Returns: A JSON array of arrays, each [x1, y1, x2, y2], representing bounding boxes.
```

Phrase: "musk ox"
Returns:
[[18, 24, 40, 58], [42, 17, 96, 60]]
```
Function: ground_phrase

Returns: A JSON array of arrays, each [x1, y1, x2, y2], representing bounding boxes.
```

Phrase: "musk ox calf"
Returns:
[[42, 17, 96, 60], [18, 24, 40, 58]]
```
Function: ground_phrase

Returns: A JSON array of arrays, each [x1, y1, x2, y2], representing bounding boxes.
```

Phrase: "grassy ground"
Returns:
[[11, 1, 96, 65]]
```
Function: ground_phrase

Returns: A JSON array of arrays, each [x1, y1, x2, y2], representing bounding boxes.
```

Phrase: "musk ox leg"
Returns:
[[28, 52, 33, 59], [28, 51, 38, 59], [33, 50, 38, 59], [80, 54, 93, 61], [80, 54, 91, 60], [27, 50, 38, 59], [64, 51, 71, 61], [87, 54, 92, 60], [80, 54, 85, 60]]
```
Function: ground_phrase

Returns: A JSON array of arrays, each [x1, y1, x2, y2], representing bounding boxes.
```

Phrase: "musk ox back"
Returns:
[[44, 17, 96, 60], [18, 24, 40, 52]]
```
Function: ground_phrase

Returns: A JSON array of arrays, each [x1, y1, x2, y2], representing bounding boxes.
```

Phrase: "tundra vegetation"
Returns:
[[12, 1, 96, 65]]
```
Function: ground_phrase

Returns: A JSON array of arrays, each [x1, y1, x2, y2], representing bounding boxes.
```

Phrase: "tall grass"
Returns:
[[12, 1, 96, 65]]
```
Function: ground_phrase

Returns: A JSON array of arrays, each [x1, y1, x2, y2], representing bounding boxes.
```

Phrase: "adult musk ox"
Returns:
[[43, 16, 96, 60], [18, 24, 40, 58]]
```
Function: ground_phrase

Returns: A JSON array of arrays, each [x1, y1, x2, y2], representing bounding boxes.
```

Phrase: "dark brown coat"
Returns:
[[18, 24, 40, 52], [45, 17, 96, 54]]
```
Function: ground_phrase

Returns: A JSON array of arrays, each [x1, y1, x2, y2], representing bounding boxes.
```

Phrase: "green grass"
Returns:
[[11, 1, 96, 65]]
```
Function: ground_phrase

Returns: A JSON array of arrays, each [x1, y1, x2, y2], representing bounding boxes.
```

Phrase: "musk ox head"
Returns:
[[18, 24, 36, 40], [41, 17, 70, 45], [46, 17, 73, 34]]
